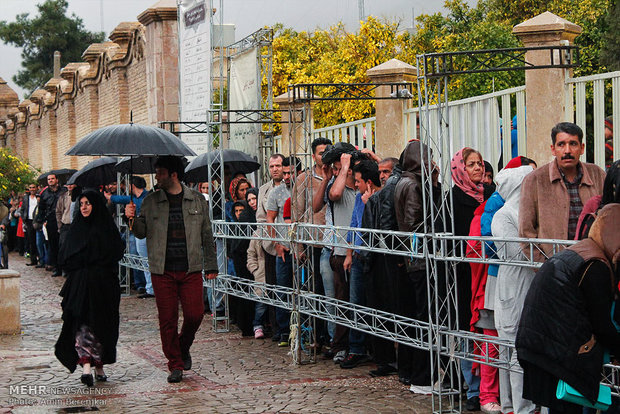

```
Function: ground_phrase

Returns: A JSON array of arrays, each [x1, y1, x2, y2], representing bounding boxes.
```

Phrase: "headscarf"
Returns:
[[229, 177, 251, 202], [588, 203, 620, 266], [601, 160, 620, 206], [58, 190, 124, 270], [451, 147, 485, 204]]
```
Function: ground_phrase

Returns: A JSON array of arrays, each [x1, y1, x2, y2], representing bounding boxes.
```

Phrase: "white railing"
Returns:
[[405, 86, 526, 171], [565, 71, 620, 169], [311, 116, 375, 150]]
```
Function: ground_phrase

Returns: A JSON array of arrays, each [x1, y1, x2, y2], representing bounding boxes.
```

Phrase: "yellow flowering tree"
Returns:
[[0, 148, 38, 200]]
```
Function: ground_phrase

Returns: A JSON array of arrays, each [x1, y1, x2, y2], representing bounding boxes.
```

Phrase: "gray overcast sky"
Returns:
[[1, 0, 456, 99]]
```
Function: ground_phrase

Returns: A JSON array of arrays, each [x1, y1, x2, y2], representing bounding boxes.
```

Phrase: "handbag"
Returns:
[[556, 379, 611, 410]]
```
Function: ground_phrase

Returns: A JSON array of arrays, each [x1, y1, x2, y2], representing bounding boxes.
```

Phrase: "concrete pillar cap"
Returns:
[[0, 77, 19, 106], [513, 11, 582, 37], [367, 58, 417, 79], [0, 269, 20, 279], [138, 0, 177, 25]]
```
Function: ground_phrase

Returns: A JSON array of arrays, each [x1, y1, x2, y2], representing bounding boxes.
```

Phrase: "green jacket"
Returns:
[[131, 184, 218, 275]]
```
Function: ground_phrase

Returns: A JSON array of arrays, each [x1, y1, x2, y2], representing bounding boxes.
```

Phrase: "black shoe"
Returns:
[[80, 374, 94, 387], [167, 369, 183, 383], [26, 262, 36, 266], [182, 351, 192, 370], [399, 376, 411, 386], [138, 293, 155, 298], [95, 374, 108, 382], [271, 334, 280, 343], [340, 353, 370, 369], [35, 264, 45, 268], [323, 348, 335, 359], [52, 271, 62, 277], [465, 396, 480, 411], [137, 287, 146, 294], [369, 364, 397, 377]]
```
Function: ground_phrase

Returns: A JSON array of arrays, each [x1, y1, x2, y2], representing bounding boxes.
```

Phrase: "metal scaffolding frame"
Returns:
[[118, 41, 620, 411]]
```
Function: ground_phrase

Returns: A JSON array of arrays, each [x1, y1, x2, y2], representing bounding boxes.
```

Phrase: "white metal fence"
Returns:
[[565, 70, 620, 168]]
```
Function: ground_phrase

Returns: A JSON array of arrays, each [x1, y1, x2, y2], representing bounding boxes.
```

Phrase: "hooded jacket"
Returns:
[[491, 165, 535, 337], [394, 141, 442, 272]]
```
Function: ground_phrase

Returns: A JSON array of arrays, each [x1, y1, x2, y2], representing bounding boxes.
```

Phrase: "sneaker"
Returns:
[[481, 402, 501, 414], [271, 334, 281, 343], [339, 353, 370, 369], [332, 350, 347, 363], [278, 335, 289, 347], [137, 287, 146, 294], [409, 384, 433, 395], [465, 396, 480, 411], [254, 328, 265, 339], [167, 369, 183, 383]]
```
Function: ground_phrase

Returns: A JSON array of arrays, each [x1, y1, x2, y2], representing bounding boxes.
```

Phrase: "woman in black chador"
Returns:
[[55, 190, 125, 386]]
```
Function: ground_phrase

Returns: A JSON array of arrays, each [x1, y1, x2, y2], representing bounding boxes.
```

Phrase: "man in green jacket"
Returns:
[[125, 156, 217, 383]]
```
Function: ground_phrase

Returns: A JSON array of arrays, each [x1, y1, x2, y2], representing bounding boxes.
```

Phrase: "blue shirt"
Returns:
[[110, 189, 148, 214], [346, 192, 365, 253]]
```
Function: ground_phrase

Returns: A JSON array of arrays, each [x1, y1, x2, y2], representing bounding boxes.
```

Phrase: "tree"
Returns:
[[0, 0, 104, 96], [600, 0, 620, 69], [0, 148, 38, 200]]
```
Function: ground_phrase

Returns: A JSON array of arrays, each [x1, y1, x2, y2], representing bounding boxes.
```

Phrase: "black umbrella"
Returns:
[[66, 157, 118, 187], [115, 156, 189, 174], [37, 169, 77, 186], [65, 123, 197, 156], [184, 149, 260, 183]]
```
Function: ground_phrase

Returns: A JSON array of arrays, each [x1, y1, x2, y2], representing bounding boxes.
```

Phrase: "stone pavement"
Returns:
[[0, 253, 448, 413]]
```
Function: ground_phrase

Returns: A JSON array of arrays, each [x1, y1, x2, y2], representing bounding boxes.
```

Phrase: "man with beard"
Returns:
[[37, 174, 66, 276], [519, 122, 606, 262]]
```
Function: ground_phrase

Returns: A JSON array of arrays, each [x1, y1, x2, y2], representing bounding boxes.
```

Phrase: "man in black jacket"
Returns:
[[37, 174, 66, 276], [20, 183, 39, 266]]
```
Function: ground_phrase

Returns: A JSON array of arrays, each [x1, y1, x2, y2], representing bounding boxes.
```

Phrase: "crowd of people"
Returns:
[[1, 120, 618, 414]]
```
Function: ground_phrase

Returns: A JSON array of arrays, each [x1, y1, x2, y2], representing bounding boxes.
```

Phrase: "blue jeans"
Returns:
[[461, 340, 481, 398], [320, 247, 335, 341], [253, 302, 267, 330], [135, 236, 152, 295], [275, 253, 293, 338], [129, 233, 145, 289], [36, 230, 48, 265], [348, 256, 365, 354]]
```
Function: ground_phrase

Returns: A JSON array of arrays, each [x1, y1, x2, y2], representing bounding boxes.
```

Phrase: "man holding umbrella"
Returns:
[[124, 156, 218, 383], [37, 174, 66, 276]]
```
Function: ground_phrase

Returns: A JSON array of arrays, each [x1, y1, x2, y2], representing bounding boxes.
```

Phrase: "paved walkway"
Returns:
[[1, 253, 446, 413]]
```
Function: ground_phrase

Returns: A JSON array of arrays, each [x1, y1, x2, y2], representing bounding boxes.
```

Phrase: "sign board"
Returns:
[[228, 47, 261, 159], [178, 0, 211, 154]]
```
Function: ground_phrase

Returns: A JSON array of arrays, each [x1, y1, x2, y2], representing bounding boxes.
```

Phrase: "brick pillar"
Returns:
[[0, 77, 19, 147], [138, 0, 179, 125], [274, 92, 314, 157], [513, 12, 581, 164], [366, 59, 417, 159]]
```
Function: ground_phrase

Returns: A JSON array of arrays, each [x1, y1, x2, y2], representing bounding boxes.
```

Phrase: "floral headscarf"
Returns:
[[228, 177, 251, 202], [451, 147, 485, 204]]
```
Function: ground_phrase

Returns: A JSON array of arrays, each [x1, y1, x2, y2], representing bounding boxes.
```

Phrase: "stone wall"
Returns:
[[0, 0, 178, 170]]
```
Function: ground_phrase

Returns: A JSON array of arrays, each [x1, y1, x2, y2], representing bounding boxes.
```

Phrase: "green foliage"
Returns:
[[0, 148, 38, 200], [600, 0, 620, 69], [0, 0, 105, 97]]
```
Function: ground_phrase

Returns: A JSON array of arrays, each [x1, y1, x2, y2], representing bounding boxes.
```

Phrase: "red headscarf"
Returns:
[[451, 147, 485, 204], [229, 177, 251, 202]]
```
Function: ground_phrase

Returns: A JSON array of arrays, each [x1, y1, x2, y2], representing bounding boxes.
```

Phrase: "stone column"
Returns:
[[138, 0, 179, 125], [274, 92, 314, 157], [0, 270, 20, 334], [0, 78, 19, 148], [513, 12, 581, 164], [366, 59, 417, 159]]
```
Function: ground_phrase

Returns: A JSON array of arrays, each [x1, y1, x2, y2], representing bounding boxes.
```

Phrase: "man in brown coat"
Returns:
[[519, 122, 606, 262]]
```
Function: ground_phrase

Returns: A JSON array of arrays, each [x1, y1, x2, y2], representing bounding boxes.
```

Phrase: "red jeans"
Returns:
[[479, 328, 500, 405], [151, 271, 204, 371]]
